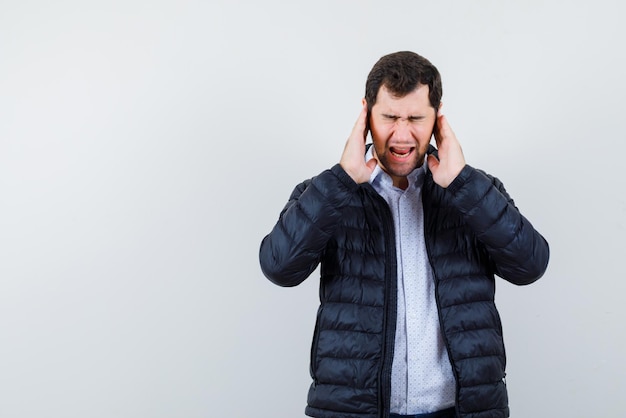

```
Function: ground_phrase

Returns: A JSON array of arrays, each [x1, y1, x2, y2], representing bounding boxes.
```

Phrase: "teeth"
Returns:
[[391, 150, 411, 157]]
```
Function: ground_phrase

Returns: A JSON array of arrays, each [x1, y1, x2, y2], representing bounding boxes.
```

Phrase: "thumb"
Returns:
[[365, 158, 377, 174], [427, 154, 440, 173]]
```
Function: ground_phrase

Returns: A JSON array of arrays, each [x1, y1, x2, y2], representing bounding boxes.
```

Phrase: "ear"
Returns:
[[361, 97, 367, 107]]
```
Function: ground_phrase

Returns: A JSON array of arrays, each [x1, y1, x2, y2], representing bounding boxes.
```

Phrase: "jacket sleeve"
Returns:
[[446, 165, 550, 285], [259, 164, 359, 287]]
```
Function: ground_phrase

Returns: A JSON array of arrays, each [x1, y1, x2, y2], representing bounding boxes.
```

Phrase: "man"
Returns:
[[259, 51, 549, 418]]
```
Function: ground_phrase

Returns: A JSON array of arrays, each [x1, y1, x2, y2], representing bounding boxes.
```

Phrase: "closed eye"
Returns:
[[381, 114, 426, 123]]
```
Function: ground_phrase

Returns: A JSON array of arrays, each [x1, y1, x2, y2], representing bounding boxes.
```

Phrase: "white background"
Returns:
[[1, 1, 624, 417]]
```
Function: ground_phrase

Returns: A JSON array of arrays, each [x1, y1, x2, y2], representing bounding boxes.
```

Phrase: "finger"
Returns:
[[351, 102, 368, 141], [433, 114, 444, 147], [435, 114, 454, 146], [438, 113, 450, 131], [440, 114, 456, 139]]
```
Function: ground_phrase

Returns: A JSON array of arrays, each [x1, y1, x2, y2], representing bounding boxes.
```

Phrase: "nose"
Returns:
[[393, 118, 412, 141]]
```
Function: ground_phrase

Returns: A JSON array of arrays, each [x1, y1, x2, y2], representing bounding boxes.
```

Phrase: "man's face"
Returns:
[[369, 84, 437, 188]]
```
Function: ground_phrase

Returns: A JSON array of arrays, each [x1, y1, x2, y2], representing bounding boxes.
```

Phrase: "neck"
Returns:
[[392, 175, 409, 190]]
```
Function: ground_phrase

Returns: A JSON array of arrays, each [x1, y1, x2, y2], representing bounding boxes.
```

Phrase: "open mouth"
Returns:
[[390, 146, 414, 159]]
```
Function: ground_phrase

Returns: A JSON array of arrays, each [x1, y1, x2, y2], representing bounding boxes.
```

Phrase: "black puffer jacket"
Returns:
[[260, 157, 549, 418]]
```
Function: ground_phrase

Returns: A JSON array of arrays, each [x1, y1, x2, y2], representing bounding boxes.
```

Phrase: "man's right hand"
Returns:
[[339, 101, 378, 184]]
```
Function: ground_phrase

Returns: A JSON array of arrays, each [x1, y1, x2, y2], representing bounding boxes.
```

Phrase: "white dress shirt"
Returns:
[[366, 147, 456, 414]]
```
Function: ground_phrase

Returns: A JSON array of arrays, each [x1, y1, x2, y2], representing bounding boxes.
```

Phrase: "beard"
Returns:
[[373, 142, 428, 180]]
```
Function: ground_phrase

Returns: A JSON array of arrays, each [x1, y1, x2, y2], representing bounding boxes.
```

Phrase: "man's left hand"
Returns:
[[427, 113, 466, 188]]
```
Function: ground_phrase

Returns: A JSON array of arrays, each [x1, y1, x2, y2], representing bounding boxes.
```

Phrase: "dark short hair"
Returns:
[[365, 51, 442, 111]]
